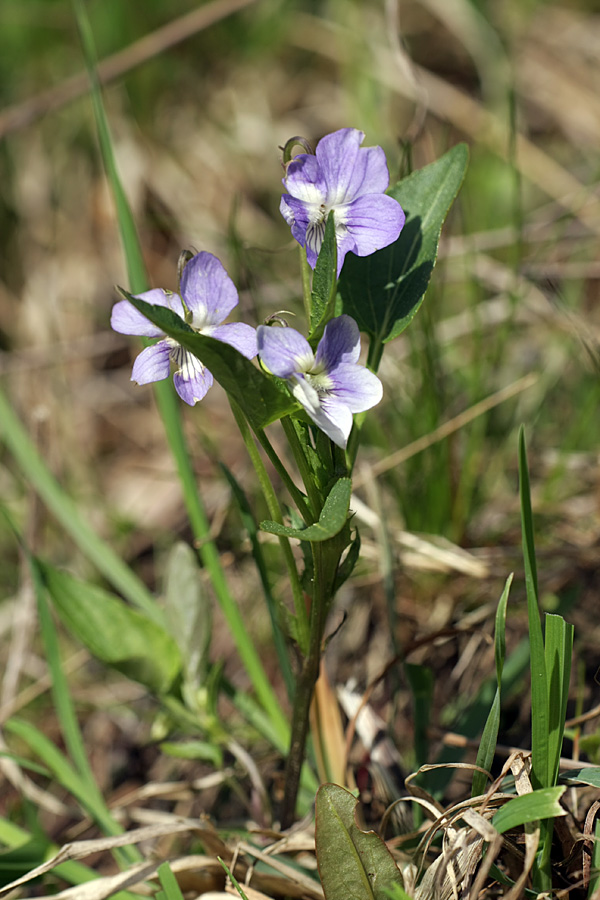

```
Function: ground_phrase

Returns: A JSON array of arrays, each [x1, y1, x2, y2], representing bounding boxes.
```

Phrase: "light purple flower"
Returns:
[[280, 128, 405, 276], [111, 252, 257, 406], [257, 315, 382, 448]]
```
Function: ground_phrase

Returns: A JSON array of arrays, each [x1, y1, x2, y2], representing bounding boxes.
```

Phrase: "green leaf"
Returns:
[[5, 717, 95, 811], [28, 555, 140, 865], [0, 840, 50, 888], [157, 862, 185, 900], [164, 542, 211, 690], [544, 613, 573, 787], [310, 211, 338, 340], [160, 741, 222, 767], [339, 144, 468, 345], [472, 573, 512, 798], [519, 426, 549, 791], [218, 858, 251, 900], [41, 563, 182, 695], [260, 478, 352, 542], [121, 289, 296, 430], [491, 787, 566, 834], [315, 783, 404, 900], [559, 767, 600, 788], [0, 397, 160, 623]]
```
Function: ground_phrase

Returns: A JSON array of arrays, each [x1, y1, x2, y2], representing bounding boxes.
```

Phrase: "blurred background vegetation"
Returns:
[[1, 0, 600, 837]]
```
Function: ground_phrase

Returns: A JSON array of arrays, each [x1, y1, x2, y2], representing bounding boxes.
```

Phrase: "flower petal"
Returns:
[[343, 193, 406, 259], [329, 363, 383, 413], [209, 323, 258, 359], [283, 154, 327, 204], [180, 251, 239, 326], [309, 394, 354, 448], [316, 129, 390, 205], [280, 195, 311, 244], [257, 325, 314, 378], [291, 373, 321, 415], [315, 315, 361, 369], [131, 341, 171, 385], [280, 194, 326, 268], [290, 374, 352, 448], [171, 347, 214, 405], [111, 289, 184, 337]]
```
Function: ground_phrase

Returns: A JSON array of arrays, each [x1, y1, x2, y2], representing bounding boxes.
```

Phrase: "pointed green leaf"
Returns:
[[41, 563, 182, 694], [315, 783, 404, 900], [260, 477, 352, 542], [339, 144, 468, 344], [164, 542, 211, 690], [491, 786, 566, 834], [559, 768, 600, 788], [310, 211, 338, 339], [545, 613, 573, 787], [519, 426, 549, 790], [121, 289, 297, 429], [157, 862, 185, 900], [472, 573, 512, 798]]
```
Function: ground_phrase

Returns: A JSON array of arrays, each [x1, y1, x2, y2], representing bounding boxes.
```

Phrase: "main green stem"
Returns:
[[280, 542, 331, 828]]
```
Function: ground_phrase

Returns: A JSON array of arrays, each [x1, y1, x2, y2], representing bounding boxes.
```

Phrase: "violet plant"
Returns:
[[112, 128, 468, 823]]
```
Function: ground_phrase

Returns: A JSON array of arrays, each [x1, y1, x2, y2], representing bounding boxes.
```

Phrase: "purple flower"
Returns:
[[280, 128, 405, 276], [111, 252, 257, 406], [257, 315, 382, 448]]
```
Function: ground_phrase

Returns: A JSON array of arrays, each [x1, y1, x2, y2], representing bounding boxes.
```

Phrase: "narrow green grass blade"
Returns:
[[0, 817, 139, 900], [71, 0, 145, 291], [0, 752, 49, 777], [590, 816, 600, 897], [218, 858, 251, 900], [218, 683, 318, 796], [71, 0, 286, 743], [157, 862, 185, 900], [544, 613, 573, 787], [430, 637, 530, 798], [0, 819, 31, 847], [30, 557, 101, 789], [472, 573, 512, 797], [3, 718, 137, 866], [494, 574, 511, 685], [384, 885, 417, 900], [405, 663, 433, 811], [0, 393, 160, 621], [518, 426, 549, 791]]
